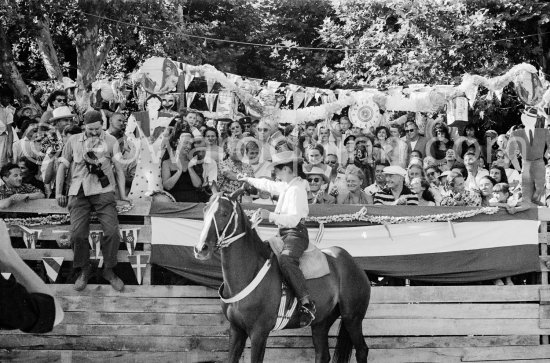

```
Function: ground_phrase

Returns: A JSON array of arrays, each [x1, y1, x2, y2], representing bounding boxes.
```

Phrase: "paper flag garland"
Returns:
[[320, 94, 329, 104], [285, 88, 294, 104], [20, 226, 41, 249], [464, 85, 479, 108], [206, 77, 216, 93], [1, 272, 11, 280], [304, 88, 315, 107], [494, 89, 503, 102], [184, 72, 195, 90], [267, 81, 282, 91], [89, 231, 103, 251], [205, 93, 218, 112], [121, 228, 140, 255], [185, 92, 197, 108], [293, 91, 305, 110], [42, 257, 64, 283], [128, 254, 150, 285]]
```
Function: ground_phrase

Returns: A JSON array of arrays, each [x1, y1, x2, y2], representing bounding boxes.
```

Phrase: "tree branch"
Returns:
[[35, 15, 63, 81]]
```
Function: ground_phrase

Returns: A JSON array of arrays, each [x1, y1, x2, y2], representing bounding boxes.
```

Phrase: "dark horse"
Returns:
[[194, 191, 371, 363]]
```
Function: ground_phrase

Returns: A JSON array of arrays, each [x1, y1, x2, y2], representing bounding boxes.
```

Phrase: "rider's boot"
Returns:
[[299, 300, 316, 327]]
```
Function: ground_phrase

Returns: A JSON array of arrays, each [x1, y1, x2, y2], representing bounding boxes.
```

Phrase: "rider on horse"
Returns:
[[238, 150, 316, 327]]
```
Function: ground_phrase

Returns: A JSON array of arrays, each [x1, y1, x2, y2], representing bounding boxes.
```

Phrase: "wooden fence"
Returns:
[[1, 200, 550, 362]]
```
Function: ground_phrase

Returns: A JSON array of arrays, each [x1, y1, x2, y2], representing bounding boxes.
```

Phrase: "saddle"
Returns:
[[266, 236, 330, 279]]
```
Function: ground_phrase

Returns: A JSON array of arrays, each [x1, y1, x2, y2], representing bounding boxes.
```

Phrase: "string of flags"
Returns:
[[14, 224, 147, 285]]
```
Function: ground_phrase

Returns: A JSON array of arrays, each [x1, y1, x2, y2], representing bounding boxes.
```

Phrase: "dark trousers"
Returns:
[[279, 223, 310, 302], [68, 189, 120, 269]]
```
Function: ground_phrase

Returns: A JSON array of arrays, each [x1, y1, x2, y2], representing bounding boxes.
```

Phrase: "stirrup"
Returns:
[[299, 301, 316, 327]]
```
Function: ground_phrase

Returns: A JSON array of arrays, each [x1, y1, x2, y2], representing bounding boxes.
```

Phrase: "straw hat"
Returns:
[[49, 106, 76, 122]]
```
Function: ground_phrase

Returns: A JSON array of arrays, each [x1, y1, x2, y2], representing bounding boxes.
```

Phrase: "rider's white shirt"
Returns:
[[245, 176, 309, 228]]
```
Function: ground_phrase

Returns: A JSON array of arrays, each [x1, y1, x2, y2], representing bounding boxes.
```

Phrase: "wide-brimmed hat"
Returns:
[[485, 129, 498, 137], [383, 165, 407, 177], [521, 107, 538, 118], [49, 106, 76, 122], [271, 150, 299, 166], [438, 170, 452, 179], [303, 165, 329, 183]]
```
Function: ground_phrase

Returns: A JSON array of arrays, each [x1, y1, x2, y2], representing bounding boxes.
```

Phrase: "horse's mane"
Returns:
[[234, 202, 272, 260], [206, 193, 271, 260]]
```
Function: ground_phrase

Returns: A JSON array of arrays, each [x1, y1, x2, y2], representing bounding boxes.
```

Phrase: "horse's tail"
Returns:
[[332, 320, 353, 363]]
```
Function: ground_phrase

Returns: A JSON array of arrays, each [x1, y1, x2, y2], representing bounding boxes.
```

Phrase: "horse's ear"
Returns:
[[228, 183, 247, 201]]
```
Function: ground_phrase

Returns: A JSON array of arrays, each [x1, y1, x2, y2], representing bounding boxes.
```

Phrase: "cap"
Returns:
[[83, 110, 103, 125], [382, 165, 407, 177]]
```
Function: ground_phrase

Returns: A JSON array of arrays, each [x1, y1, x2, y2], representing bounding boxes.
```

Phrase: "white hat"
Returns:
[[49, 106, 75, 122], [271, 150, 299, 166], [383, 165, 407, 177], [438, 170, 452, 179], [303, 165, 329, 183], [62, 77, 77, 90]]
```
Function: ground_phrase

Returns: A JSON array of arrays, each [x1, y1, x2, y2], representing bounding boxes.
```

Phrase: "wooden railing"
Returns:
[[1, 201, 550, 362]]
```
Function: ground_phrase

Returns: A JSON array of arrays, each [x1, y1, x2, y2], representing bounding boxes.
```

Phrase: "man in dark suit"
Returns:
[[404, 120, 428, 159], [508, 107, 550, 205]]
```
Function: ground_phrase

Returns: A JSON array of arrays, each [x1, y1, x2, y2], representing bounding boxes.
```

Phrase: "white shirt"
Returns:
[[245, 176, 309, 228]]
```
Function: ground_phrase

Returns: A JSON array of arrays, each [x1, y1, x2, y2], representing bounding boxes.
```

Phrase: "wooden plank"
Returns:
[[58, 311, 227, 326], [0, 317, 543, 337], [46, 284, 543, 302], [461, 345, 550, 361], [0, 350, 226, 363], [539, 231, 549, 244], [0, 199, 152, 216], [0, 335, 540, 352], [15, 249, 150, 262], [8, 224, 152, 244], [60, 296, 222, 313], [539, 287, 550, 304], [50, 284, 219, 298], [369, 286, 542, 303]]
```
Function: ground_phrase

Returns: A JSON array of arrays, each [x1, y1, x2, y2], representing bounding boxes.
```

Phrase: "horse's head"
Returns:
[[194, 187, 248, 260]]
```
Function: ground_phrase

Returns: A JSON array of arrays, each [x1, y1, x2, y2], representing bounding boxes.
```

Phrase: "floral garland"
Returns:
[[244, 206, 499, 225], [2, 204, 134, 227], [3, 214, 70, 227]]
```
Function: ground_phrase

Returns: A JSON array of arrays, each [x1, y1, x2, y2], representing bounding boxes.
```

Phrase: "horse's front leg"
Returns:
[[248, 327, 270, 363], [227, 323, 247, 363]]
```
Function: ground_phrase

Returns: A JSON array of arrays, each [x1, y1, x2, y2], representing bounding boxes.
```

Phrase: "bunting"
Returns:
[[304, 88, 315, 107], [121, 228, 140, 255], [206, 77, 216, 93], [292, 91, 305, 110], [185, 92, 197, 108], [20, 226, 41, 249], [88, 230, 103, 251], [267, 81, 282, 91], [204, 93, 218, 112], [42, 257, 64, 283], [128, 254, 150, 284], [464, 85, 479, 108], [494, 88, 504, 102], [1, 272, 11, 280], [184, 72, 195, 90], [285, 88, 294, 104]]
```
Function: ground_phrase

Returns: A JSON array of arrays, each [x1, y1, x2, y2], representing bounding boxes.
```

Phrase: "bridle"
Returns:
[[207, 195, 247, 249]]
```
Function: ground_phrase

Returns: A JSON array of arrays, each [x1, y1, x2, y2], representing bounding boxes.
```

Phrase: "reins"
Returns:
[[206, 195, 270, 303]]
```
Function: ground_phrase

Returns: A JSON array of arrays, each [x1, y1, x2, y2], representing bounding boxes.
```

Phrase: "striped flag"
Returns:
[[314, 223, 325, 245], [121, 228, 140, 255], [128, 254, 149, 284], [19, 226, 41, 249], [89, 231, 103, 251], [42, 257, 64, 283]]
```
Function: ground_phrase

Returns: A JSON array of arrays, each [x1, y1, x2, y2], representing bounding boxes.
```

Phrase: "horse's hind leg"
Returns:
[[227, 323, 247, 363], [341, 315, 369, 363]]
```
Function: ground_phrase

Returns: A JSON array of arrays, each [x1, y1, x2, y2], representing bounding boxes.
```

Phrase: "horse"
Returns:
[[194, 190, 371, 363]]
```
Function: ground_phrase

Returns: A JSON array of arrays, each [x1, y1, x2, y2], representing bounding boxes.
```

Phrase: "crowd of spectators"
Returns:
[[0, 86, 548, 212], [1, 86, 548, 288]]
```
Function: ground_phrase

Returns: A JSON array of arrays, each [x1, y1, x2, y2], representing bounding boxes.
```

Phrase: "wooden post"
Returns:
[[142, 216, 152, 286], [538, 208, 550, 344]]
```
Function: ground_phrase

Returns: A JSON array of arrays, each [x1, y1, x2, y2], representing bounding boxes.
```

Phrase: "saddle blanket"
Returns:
[[267, 236, 330, 280]]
